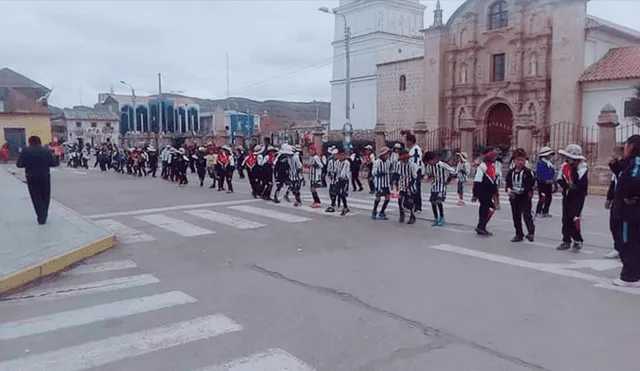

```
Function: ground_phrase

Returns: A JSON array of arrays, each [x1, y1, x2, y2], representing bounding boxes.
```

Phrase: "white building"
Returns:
[[580, 44, 640, 142], [329, 0, 425, 130], [51, 107, 120, 146]]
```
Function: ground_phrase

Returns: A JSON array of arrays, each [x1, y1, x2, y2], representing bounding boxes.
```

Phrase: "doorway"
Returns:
[[485, 103, 514, 151], [3, 128, 26, 159]]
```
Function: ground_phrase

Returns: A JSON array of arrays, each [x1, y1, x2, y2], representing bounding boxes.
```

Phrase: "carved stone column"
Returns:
[[515, 118, 535, 155], [374, 122, 387, 151], [596, 103, 619, 165], [447, 54, 455, 89], [459, 118, 476, 159], [413, 121, 428, 150]]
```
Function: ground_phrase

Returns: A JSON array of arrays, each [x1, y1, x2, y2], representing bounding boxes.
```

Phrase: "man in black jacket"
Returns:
[[16, 136, 59, 225]]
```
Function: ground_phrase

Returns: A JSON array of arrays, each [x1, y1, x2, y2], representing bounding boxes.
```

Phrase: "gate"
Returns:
[[485, 103, 513, 151], [3, 128, 26, 159]]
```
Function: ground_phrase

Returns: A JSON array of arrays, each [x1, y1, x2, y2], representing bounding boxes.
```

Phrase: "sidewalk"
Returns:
[[0, 165, 115, 294]]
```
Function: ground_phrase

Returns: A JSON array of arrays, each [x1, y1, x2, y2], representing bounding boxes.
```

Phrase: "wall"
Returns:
[[0, 114, 52, 145], [581, 79, 640, 142], [376, 57, 424, 133]]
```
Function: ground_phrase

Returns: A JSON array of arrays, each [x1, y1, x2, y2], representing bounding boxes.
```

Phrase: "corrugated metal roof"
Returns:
[[61, 108, 119, 121]]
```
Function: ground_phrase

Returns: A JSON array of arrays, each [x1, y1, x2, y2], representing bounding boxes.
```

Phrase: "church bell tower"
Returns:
[[329, 0, 425, 130]]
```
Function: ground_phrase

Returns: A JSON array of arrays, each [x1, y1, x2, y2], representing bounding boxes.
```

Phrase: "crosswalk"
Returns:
[[0, 258, 315, 370]]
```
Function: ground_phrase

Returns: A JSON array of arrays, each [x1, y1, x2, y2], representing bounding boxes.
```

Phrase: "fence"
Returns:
[[616, 122, 640, 149]]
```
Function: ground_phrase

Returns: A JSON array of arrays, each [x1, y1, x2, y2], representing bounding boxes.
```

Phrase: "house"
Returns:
[[51, 106, 120, 147], [0, 68, 52, 158], [376, 0, 640, 154]]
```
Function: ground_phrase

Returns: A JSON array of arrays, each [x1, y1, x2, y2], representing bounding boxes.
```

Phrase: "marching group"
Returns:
[[80, 131, 640, 288]]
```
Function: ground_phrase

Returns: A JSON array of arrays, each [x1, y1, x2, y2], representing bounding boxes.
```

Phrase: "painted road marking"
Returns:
[[65, 260, 138, 276], [271, 200, 356, 217], [228, 205, 311, 223], [197, 348, 314, 371], [2, 274, 160, 303], [94, 219, 156, 244], [428, 244, 639, 296], [85, 199, 258, 219], [68, 170, 88, 175], [0, 291, 196, 340], [136, 214, 214, 237], [185, 209, 266, 230], [0, 314, 242, 371]]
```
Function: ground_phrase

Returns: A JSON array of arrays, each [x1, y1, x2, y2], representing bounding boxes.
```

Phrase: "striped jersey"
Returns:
[[372, 158, 391, 190], [407, 144, 422, 175], [389, 152, 400, 174], [456, 161, 471, 182], [288, 154, 303, 182], [326, 157, 339, 185], [337, 159, 351, 180], [397, 161, 418, 194], [309, 154, 323, 182], [426, 161, 456, 193]]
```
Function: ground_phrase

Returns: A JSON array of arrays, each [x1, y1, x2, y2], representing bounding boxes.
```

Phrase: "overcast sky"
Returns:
[[0, 0, 637, 108]]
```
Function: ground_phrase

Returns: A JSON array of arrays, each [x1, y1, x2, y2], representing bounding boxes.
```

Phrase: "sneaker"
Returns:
[[436, 217, 445, 227], [542, 214, 552, 218], [273, 198, 281, 204], [457, 199, 465, 206], [612, 278, 640, 288], [557, 242, 571, 251], [311, 203, 321, 209], [511, 235, 524, 242], [378, 212, 388, 220], [431, 219, 439, 226], [475, 228, 493, 236], [325, 206, 335, 213], [604, 250, 619, 259], [571, 241, 583, 253], [407, 215, 416, 225], [293, 201, 300, 207], [371, 212, 378, 220], [340, 207, 350, 216], [284, 195, 291, 202], [398, 213, 405, 223], [525, 234, 535, 242]]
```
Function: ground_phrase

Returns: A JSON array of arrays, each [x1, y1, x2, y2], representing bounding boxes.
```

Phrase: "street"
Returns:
[[0, 166, 636, 371]]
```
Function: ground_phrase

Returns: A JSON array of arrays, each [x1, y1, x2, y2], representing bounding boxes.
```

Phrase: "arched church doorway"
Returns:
[[485, 103, 513, 151]]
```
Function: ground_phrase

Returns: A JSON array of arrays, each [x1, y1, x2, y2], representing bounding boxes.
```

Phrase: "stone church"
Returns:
[[376, 0, 640, 154]]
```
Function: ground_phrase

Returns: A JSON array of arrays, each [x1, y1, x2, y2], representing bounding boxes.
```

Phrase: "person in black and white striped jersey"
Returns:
[[325, 146, 341, 213], [309, 145, 324, 208], [371, 146, 392, 220], [455, 152, 471, 206], [335, 148, 351, 216], [423, 151, 457, 226], [404, 132, 423, 212], [389, 143, 402, 198], [287, 144, 304, 207], [397, 149, 418, 225]]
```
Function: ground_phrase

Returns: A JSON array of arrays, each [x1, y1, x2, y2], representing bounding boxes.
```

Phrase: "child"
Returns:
[[455, 152, 471, 206], [423, 151, 456, 226], [371, 146, 391, 220], [336, 149, 351, 216], [309, 145, 323, 208], [472, 150, 499, 236], [556, 144, 589, 252], [505, 148, 536, 242], [389, 143, 402, 198], [397, 149, 417, 225], [535, 146, 556, 217], [325, 147, 340, 212]]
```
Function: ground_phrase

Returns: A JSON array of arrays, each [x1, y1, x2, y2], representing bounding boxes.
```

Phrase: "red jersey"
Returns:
[[218, 152, 229, 164], [561, 163, 572, 183], [267, 153, 276, 164], [245, 153, 257, 168]]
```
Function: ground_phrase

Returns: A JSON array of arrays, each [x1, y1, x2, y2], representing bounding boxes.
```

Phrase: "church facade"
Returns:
[[376, 0, 640, 154], [329, 0, 425, 130]]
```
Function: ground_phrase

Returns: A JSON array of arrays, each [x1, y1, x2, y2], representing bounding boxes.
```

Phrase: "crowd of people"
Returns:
[[65, 131, 640, 288]]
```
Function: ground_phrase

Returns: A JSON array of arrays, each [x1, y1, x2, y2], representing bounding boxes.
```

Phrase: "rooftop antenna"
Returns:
[[109, 85, 115, 95]]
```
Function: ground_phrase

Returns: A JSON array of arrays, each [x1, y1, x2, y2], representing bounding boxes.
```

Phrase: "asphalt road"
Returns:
[[0, 165, 636, 371]]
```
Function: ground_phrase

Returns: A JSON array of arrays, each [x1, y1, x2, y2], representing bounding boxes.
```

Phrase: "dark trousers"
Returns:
[[476, 196, 495, 231], [611, 213, 623, 251], [561, 197, 585, 243], [197, 169, 206, 186], [510, 195, 535, 237], [351, 170, 362, 191], [225, 166, 235, 192], [618, 220, 640, 282], [247, 168, 259, 196], [398, 191, 415, 219], [27, 175, 51, 225], [414, 170, 423, 211], [536, 182, 553, 215]]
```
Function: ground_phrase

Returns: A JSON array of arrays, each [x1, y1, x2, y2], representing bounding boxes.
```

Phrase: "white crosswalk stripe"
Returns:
[[2, 274, 160, 303], [229, 205, 311, 223], [94, 218, 156, 244], [0, 315, 243, 371], [185, 209, 266, 230], [136, 214, 215, 237], [0, 291, 197, 340], [64, 260, 138, 276], [197, 348, 314, 371]]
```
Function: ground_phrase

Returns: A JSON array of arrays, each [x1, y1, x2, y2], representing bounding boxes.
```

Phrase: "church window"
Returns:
[[492, 53, 506, 82], [399, 75, 407, 91], [488, 0, 508, 30], [459, 28, 468, 45]]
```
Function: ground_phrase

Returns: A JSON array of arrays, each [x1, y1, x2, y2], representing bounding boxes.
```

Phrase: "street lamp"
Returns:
[[120, 80, 136, 133], [319, 6, 351, 132]]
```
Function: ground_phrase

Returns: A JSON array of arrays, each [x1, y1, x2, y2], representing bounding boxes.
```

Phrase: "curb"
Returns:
[[0, 234, 116, 294]]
